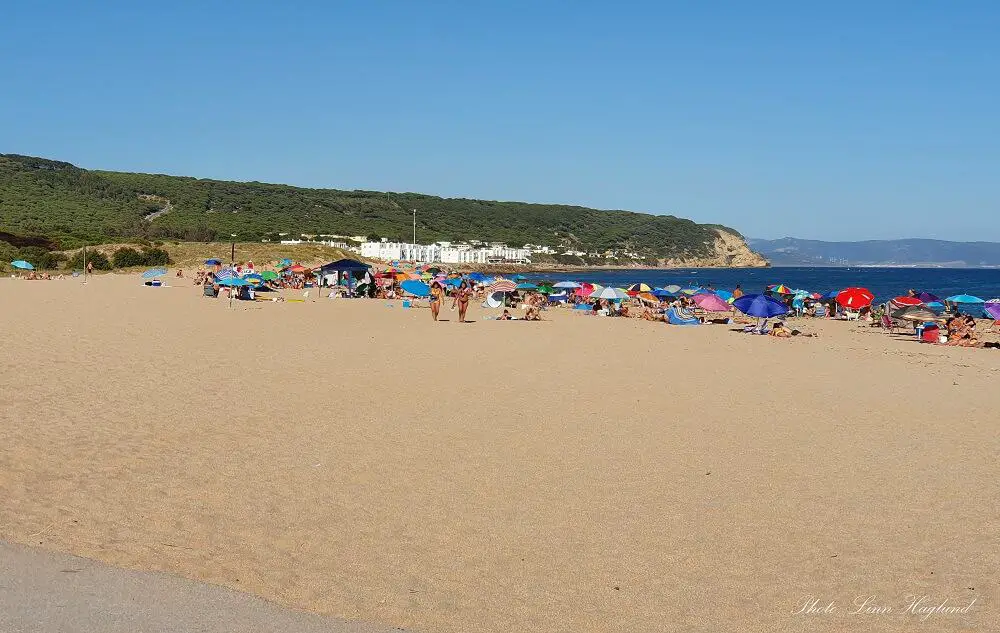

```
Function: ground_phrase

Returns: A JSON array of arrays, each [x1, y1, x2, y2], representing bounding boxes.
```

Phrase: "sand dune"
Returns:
[[1, 274, 996, 632]]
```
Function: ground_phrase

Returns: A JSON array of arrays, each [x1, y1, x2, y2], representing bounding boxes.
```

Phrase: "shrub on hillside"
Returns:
[[64, 249, 112, 271], [111, 246, 172, 268]]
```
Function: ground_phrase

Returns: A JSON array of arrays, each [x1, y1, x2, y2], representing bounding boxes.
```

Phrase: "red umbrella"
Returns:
[[836, 287, 875, 308], [891, 296, 923, 306]]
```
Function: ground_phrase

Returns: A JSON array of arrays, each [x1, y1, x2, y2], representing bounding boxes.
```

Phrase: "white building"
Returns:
[[360, 240, 530, 264]]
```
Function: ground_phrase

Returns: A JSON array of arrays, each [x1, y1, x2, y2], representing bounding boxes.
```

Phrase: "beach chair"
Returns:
[[202, 284, 217, 298], [880, 314, 898, 334]]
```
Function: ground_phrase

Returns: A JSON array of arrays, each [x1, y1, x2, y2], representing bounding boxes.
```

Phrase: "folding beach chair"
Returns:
[[880, 314, 898, 334]]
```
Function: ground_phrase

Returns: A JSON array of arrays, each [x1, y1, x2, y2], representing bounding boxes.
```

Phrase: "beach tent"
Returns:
[[667, 308, 700, 325], [317, 259, 371, 295]]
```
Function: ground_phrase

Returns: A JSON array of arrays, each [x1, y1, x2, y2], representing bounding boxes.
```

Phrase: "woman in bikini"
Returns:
[[453, 280, 473, 323], [430, 280, 444, 321]]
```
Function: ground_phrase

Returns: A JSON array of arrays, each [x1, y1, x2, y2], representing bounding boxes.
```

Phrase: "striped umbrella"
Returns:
[[489, 279, 517, 293], [627, 283, 652, 293], [767, 284, 793, 294], [593, 287, 629, 301]]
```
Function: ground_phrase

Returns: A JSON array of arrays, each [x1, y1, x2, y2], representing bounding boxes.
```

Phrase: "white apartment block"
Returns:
[[360, 240, 530, 264]]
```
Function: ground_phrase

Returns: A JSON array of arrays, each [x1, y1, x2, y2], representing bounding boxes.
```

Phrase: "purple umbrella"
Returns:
[[915, 291, 940, 303], [985, 303, 1000, 320]]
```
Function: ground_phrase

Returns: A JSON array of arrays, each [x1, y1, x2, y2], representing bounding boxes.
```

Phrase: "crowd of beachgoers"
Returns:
[[10, 255, 1000, 348]]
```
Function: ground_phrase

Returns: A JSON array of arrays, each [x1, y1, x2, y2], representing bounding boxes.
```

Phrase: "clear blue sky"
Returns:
[[2, 1, 997, 241]]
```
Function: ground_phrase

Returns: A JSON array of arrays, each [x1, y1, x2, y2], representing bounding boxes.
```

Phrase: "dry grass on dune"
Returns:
[[1, 273, 997, 633]]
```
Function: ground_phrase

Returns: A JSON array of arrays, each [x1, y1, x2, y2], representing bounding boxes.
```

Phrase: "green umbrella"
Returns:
[[537, 284, 555, 294], [261, 270, 279, 281]]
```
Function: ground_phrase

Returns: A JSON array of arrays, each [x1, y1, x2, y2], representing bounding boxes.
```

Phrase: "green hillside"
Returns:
[[1, 153, 730, 258]]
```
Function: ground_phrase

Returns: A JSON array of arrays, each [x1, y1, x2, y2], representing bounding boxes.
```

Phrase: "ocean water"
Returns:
[[529, 267, 1000, 307]]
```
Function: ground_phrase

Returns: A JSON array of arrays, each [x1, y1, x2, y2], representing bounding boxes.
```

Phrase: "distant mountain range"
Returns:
[[748, 238, 1000, 268]]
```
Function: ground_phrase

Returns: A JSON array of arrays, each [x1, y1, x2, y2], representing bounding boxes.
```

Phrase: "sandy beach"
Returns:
[[1, 273, 997, 632]]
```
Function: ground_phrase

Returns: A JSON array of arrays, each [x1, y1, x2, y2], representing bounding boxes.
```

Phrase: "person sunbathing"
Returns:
[[498, 309, 512, 321]]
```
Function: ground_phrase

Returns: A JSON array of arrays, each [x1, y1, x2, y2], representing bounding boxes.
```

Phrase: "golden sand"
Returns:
[[1, 274, 996, 632]]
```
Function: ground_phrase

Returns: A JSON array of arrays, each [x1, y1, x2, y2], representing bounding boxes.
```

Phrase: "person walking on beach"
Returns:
[[430, 281, 444, 321], [453, 280, 473, 323]]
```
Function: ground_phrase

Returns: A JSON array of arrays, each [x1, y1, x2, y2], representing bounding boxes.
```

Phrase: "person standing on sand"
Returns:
[[453, 280, 473, 323], [86, 261, 93, 275], [733, 284, 743, 299], [430, 281, 444, 321]]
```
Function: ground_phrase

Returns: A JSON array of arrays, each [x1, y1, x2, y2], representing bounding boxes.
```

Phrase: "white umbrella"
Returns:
[[553, 281, 582, 288], [593, 286, 629, 301]]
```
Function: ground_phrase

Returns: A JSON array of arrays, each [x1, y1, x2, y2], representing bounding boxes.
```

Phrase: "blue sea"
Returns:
[[529, 267, 1000, 312]]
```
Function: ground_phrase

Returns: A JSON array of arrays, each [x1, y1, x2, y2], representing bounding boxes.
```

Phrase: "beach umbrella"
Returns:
[[511, 274, 527, 281], [663, 284, 681, 294], [400, 280, 431, 297], [822, 290, 840, 300], [891, 296, 923, 307], [733, 294, 789, 318], [444, 278, 462, 288], [925, 302, 945, 313], [593, 286, 629, 301], [516, 282, 538, 290], [767, 284, 793, 294], [693, 293, 732, 312], [577, 283, 602, 297], [467, 272, 489, 282], [11, 260, 34, 270], [426, 267, 442, 274], [289, 264, 309, 274], [204, 258, 222, 266], [891, 306, 941, 322], [915, 291, 940, 303], [260, 270, 279, 281], [715, 289, 733, 302], [627, 283, 652, 293], [243, 273, 264, 286], [215, 267, 237, 280], [637, 292, 659, 303], [489, 279, 517, 294], [217, 277, 250, 287], [946, 294, 984, 304], [836, 287, 875, 308], [985, 304, 1000, 320], [679, 287, 705, 296], [141, 267, 168, 279], [553, 281, 582, 289], [652, 289, 675, 299], [537, 284, 555, 295]]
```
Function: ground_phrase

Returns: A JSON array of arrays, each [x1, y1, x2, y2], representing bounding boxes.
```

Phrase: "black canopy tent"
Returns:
[[316, 259, 372, 297]]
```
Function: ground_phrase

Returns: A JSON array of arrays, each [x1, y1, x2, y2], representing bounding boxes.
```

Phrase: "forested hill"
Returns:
[[0, 153, 750, 262]]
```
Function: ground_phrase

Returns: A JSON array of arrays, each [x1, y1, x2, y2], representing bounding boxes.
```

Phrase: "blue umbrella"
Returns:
[[715, 289, 733, 301], [946, 294, 984, 304], [11, 260, 34, 270], [142, 267, 168, 279], [822, 290, 840, 300], [652, 289, 675, 298], [444, 278, 462, 288], [511, 274, 527, 281], [217, 277, 250, 287], [400, 280, 430, 297], [205, 258, 222, 266], [467, 272, 489, 282], [733, 294, 789, 318]]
